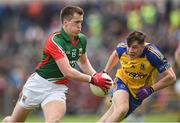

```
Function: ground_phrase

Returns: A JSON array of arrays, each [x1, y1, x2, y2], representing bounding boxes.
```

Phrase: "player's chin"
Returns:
[[129, 54, 138, 59]]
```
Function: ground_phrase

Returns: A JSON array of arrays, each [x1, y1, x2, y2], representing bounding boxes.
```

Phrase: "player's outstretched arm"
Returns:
[[104, 50, 119, 73], [137, 43, 177, 100], [56, 55, 92, 82], [151, 67, 176, 92], [137, 67, 176, 100], [56, 55, 112, 88]]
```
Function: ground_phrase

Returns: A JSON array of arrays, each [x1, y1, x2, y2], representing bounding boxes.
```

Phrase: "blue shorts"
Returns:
[[111, 78, 142, 118]]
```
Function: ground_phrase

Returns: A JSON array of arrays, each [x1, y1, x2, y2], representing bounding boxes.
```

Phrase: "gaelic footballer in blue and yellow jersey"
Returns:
[[36, 27, 87, 85], [99, 31, 176, 122], [115, 42, 170, 98]]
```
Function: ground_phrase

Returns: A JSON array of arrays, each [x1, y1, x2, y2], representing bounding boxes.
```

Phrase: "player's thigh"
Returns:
[[10, 102, 32, 122], [112, 90, 129, 112], [42, 100, 66, 122], [42, 90, 67, 121]]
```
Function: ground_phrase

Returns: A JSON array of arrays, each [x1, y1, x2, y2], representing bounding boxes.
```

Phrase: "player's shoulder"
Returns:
[[116, 40, 127, 57], [44, 31, 64, 48], [46, 31, 62, 40], [48, 31, 64, 43], [117, 41, 127, 48], [145, 42, 164, 60], [53, 31, 63, 39], [116, 40, 127, 52]]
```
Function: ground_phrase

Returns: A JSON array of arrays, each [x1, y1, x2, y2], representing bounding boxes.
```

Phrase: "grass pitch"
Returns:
[[0, 112, 179, 122]]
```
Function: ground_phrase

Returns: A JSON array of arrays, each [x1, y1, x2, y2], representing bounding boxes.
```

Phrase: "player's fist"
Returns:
[[136, 86, 154, 100], [90, 72, 112, 89]]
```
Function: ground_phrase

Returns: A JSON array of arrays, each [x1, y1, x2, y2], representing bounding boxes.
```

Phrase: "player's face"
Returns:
[[127, 41, 144, 59], [64, 13, 83, 36]]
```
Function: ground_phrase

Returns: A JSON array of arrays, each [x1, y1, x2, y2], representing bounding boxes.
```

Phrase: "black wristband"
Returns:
[[103, 70, 108, 74], [150, 87, 154, 93]]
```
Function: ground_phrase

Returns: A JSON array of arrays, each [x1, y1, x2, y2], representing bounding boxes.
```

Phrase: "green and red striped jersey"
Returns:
[[35, 27, 87, 84]]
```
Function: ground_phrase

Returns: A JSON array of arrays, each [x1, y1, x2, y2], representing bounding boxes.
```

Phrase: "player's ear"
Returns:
[[63, 20, 68, 25]]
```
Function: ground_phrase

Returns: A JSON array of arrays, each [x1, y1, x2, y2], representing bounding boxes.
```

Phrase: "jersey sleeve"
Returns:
[[44, 34, 65, 61], [146, 44, 171, 73], [116, 42, 127, 58]]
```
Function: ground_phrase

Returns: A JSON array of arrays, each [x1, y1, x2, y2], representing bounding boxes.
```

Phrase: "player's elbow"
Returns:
[[64, 73, 72, 79], [62, 71, 72, 78], [59, 65, 73, 79], [62, 68, 74, 79], [169, 73, 176, 84]]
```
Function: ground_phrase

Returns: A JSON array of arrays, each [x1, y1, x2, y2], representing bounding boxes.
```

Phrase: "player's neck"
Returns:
[[63, 27, 76, 40]]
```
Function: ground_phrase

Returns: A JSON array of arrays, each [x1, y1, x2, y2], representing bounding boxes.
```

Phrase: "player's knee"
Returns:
[[2, 116, 11, 123]]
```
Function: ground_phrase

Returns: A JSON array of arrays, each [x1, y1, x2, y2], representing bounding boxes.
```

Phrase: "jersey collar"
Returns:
[[60, 27, 79, 44], [61, 27, 80, 46]]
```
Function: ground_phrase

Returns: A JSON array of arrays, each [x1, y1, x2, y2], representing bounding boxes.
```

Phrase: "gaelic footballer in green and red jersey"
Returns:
[[36, 27, 87, 85]]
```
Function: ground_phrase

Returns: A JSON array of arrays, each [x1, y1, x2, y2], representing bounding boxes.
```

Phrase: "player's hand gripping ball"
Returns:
[[90, 73, 113, 97]]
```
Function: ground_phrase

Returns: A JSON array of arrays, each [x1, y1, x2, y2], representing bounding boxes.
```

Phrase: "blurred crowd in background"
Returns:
[[0, 0, 179, 118]]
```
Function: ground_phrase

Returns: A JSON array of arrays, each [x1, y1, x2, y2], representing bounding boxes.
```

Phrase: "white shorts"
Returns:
[[18, 73, 68, 109]]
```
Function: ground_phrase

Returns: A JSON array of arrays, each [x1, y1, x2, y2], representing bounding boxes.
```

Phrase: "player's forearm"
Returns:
[[104, 51, 118, 73], [151, 68, 176, 91], [78, 60, 96, 76], [104, 61, 117, 73], [64, 67, 91, 83], [56, 56, 92, 82]]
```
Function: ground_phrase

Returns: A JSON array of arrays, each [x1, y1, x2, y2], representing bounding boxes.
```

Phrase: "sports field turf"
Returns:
[[1, 113, 179, 122]]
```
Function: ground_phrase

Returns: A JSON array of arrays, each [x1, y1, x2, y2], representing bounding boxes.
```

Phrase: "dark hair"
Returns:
[[127, 31, 146, 47], [60, 6, 84, 23]]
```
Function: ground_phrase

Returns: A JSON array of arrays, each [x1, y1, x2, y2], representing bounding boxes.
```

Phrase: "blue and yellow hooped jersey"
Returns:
[[115, 42, 170, 98]]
